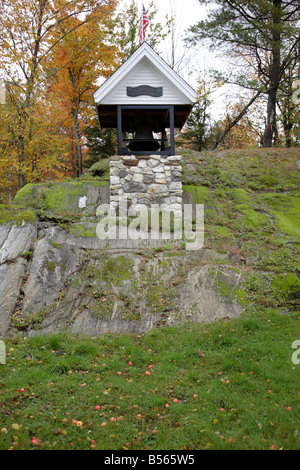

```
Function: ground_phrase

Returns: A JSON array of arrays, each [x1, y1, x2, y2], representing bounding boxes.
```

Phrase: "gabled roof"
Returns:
[[93, 42, 197, 105]]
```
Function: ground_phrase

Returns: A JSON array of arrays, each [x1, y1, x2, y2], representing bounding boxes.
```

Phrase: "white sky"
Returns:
[[142, 0, 228, 87], [142, 0, 206, 32], [144, 0, 208, 76], [143, 0, 232, 118], [121, 1, 244, 120], [144, 0, 254, 120]]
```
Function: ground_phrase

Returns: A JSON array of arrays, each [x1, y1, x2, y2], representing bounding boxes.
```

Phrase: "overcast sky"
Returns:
[[127, 1, 237, 119], [147, 0, 246, 118], [151, 0, 206, 31], [142, 0, 225, 87]]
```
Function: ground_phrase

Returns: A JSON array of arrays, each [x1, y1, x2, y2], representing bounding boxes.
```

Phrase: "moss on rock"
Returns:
[[183, 185, 211, 204], [0, 204, 36, 226], [235, 203, 270, 230], [262, 193, 300, 247], [13, 181, 109, 219], [69, 223, 97, 238], [208, 266, 248, 308], [271, 273, 300, 305]]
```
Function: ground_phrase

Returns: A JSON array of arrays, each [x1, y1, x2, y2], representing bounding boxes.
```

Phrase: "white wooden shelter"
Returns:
[[93, 42, 197, 156]]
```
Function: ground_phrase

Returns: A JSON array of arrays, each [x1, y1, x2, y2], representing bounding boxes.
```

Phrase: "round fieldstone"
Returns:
[[122, 156, 139, 166], [171, 171, 182, 181], [143, 175, 155, 184], [123, 181, 148, 193], [148, 184, 168, 195], [132, 173, 143, 183], [169, 182, 182, 191], [110, 176, 120, 185], [134, 198, 151, 207], [153, 165, 164, 173]]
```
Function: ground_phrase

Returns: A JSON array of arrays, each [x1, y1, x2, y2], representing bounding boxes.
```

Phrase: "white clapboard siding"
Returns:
[[100, 57, 189, 105], [94, 43, 197, 106]]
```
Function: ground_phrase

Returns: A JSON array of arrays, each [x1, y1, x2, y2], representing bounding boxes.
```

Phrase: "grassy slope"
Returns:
[[0, 311, 298, 450], [182, 148, 300, 311], [0, 148, 299, 450]]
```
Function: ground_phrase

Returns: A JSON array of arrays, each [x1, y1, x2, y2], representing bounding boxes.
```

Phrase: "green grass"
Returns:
[[1, 148, 299, 450], [0, 309, 299, 450]]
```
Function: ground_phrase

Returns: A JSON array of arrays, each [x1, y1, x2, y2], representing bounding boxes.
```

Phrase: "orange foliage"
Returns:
[[0, 0, 120, 200], [44, 0, 120, 176]]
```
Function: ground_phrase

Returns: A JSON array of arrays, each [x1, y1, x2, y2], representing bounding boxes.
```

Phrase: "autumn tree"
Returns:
[[188, 0, 300, 147], [217, 103, 262, 150], [0, 0, 118, 190], [44, 0, 119, 177], [0, 81, 69, 202], [81, 0, 173, 166]]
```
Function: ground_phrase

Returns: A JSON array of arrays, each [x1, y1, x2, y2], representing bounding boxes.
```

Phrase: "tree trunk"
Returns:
[[70, 130, 77, 178], [282, 109, 293, 147], [263, 87, 278, 147], [18, 171, 25, 190], [17, 131, 25, 190], [9, 168, 12, 202], [69, 66, 83, 178], [72, 105, 83, 177], [263, 0, 282, 147]]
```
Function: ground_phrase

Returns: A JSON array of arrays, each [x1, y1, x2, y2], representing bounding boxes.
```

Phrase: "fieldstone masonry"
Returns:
[[109, 155, 183, 210]]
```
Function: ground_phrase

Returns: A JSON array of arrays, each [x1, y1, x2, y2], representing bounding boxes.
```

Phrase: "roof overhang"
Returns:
[[95, 104, 194, 131], [93, 42, 197, 131]]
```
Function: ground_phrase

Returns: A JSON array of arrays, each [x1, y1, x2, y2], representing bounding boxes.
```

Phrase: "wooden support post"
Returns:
[[117, 105, 122, 155], [170, 105, 175, 156]]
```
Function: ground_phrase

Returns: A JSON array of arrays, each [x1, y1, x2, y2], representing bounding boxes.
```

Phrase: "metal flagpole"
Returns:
[[140, 1, 143, 44]]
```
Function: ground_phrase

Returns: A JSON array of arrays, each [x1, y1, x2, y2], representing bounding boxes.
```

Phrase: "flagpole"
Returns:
[[141, 2, 143, 44], [139, 2, 149, 46], [141, 1, 143, 27]]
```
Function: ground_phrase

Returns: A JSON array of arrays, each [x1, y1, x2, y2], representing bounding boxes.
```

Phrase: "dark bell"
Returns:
[[127, 122, 160, 152]]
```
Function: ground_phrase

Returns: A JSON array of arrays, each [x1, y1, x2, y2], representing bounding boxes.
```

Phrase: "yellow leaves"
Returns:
[[0, 0, 120, 195]]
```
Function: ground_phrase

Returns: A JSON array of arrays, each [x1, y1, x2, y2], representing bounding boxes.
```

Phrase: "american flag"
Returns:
[[139, 5, 149, 45]]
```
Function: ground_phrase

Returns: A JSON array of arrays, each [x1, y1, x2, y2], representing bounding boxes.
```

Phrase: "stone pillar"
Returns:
[[109, 155, 182, 211]]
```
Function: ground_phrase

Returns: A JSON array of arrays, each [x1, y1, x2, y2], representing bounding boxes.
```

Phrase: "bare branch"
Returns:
[[211, 91, 262, 150]]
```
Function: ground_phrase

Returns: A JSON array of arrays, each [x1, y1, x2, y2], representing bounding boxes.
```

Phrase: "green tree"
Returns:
[[180, 77, 217, 151], [277, 56, 300, 147], [84, 125, 117, 167], [188, 0, 300, 147]]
